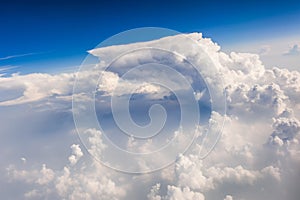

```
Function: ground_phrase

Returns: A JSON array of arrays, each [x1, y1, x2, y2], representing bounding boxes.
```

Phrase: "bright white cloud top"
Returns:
[[1, 32, 300, 200]]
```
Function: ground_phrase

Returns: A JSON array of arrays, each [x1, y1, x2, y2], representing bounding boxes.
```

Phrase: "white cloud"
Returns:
[[165, 186, 205, 200], [271, 117, 300, 142], [224, 195, 233, 200], [36, 164, 54, 185], [0, 52, 40, 61], [283, 44, 300, 56], [0, 72, 75, 105], [21, 157, 27, 164], [2, 32, 300, 199], [68, 144, 83, 166], [224, 35, 300, 71], [147, 184, 205, 200], [147, 183, 162, 200], [7, 144, 126, 200]]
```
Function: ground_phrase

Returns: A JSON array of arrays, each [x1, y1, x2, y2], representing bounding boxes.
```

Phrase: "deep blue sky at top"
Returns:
[[1, 0, 300, 73]]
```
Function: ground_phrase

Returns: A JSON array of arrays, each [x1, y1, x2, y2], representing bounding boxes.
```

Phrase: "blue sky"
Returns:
[[1, 0, 300, 73]]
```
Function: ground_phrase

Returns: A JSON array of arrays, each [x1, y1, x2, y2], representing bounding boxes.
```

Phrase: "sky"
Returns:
[[1, 1, 300, 200], [1, 0, 300, 73]]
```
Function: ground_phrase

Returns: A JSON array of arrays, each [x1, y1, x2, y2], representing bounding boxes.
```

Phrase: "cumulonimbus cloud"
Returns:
[[1, 33, 300, 200]]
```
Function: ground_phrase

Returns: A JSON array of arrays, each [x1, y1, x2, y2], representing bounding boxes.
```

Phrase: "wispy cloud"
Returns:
[[0, 65, 18, 72], [0, 65, 18, 76], [258, 45, 271, 55], [0, 52, 43, 61]]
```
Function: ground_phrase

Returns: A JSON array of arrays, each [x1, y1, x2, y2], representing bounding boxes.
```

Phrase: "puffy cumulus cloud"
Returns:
[[147, 183, 162, 200], [165, 186, 205, 200], [171, 154, 281, 193], [226, 52, 265, 78], [174, 155, 213, 191], [269, 67, 300, 105], [224, 195, 233, 200], [206, 165, 281, 185], [147, 184, 205, 200], [68, 144, 83, 166], [7, 143, 126, 200], [270, 117, 300, 142], [267, 116, 300, 163], [226, 82, 288, 116], [36, 164, 55, 185], [2, 32, 300, 199]]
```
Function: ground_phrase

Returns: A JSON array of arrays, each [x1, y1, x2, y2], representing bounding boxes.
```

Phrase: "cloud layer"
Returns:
[[1, 33, 300, 199]]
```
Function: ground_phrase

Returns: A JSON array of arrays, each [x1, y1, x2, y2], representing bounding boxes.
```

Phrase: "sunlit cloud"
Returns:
[[1, 33, 299, 199]]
